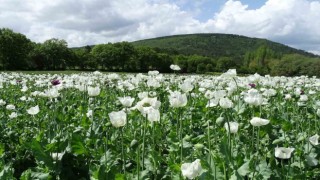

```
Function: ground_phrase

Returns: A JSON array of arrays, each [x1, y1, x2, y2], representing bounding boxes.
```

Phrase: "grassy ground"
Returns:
[[1, 70, 96, 74], [1, 70, 230, 76]]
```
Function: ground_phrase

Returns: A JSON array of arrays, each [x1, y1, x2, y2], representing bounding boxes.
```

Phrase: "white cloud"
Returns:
[[0, 0, 319, 54], [204, 0, 320, 54]]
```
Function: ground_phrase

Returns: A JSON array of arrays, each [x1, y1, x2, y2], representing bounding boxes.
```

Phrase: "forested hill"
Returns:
[[2, 28, 320, 76], [132, 33, 316, 58]]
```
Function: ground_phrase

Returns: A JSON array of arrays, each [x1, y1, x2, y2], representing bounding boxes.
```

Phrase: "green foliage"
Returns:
[[28, 38, 72, 70], [270, 54, 320, 76], [2, 72, 320, 178], [132, 33, 315, 59], [196, 63, 206, 73], [72, 46, 94, 70], [1, 28, 320, 76], [0, 28, 33, 70], [132, 34, 319, 75]]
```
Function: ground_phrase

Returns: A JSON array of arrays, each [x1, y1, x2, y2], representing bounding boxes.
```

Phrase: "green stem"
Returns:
[[232, 77, 240, 111], [251, 126, 255, 157], [121, 128, 126, 177], [223, 162, 227, 180], [226, 111, 232, 162], [105, 129, 108, 159], [252, 127, 260, 179], [142, 115, 147, 170], [208, 120, 211, 175], [137, 143, 140, 180], [180, 108, 183, 164], [152, 123, 157, 178], [257, 127, 260, 154]]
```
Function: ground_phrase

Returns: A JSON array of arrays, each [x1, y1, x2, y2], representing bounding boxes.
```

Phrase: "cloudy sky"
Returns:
[[1, 0, 320, 54]]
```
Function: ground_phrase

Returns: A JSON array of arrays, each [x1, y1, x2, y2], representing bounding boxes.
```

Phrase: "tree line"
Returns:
[[1, 28, 320, 76]]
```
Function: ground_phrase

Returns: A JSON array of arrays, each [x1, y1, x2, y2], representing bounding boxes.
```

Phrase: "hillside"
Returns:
[[2, 28, 320, 76], [132, 33, 316, 58]]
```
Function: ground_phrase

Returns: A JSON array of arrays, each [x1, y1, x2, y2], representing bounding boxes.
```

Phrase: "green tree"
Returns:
[[91, 43, 118, 70], [0, 28, 33, 70], [156, 53, 173, 72], [72, 47, 94, 69], [113, 42, 135, 71], [134, 47, 158, 71], [39, 38, 70, 70], [205, 64, 214, 72], [196, 63, 206, 73], [216, 57, 235, 72], [174, 55, 188, 72], [28, 43, 46, 70]]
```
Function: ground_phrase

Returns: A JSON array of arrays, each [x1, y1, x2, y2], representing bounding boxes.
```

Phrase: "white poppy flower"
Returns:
[[45, 88, 60, 98], [87, 86, 100, 97], [0, 99, 6, 106], [147, 78, 161, 88], [148, 70, 159, 76], [299, 95, 308, 102], [21, 86, 28, 92], [179, 81, 194, 93], [206, 98, 219, 108], [118, 96, 135, 107], [219, 97, 233, 109], [27, 105, 40, 115], [9, 112, 18, 119], [244, 89, 263, 106], [181, 159, 202, 179], [20, 96, 27, 101], [86, 109, 93, 118], [170, 64, 181, 71], [309, 134, 319, 146], [275, 147, 295, 159], [138, 92, 149, 100], [222, 69, 237, 78], [6, 104, 15, 110], [134, 97, 161, 115], [250, 117, 270, 127], [168, 91, 187, 108], [224, 122, 239, 134], [146, 108, 160, 122], [109, 111, 127, 128]]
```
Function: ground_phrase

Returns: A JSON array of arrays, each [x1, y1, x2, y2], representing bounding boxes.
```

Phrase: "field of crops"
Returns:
[[1, 68, 320, 179]]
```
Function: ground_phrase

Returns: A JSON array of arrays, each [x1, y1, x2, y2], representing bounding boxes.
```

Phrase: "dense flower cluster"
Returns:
[[1, 70, 320, 179]]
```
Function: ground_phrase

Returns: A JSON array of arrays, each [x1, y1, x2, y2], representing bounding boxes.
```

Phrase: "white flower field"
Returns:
[[1, 68, 320, 179]]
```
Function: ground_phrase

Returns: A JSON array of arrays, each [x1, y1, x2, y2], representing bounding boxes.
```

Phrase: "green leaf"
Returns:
[[29, 140, 54, 170], [115, 173, 125, 180], [0, 143, 4, 157], [182, 139, 192, 148], [71, 134, 88, 156], [20, 169, 32, 180], [272, 137, 284, 145], [30, 172, 51, 180], [0, 165, 15, 180], [257, 160, 272, 179], [282, 121, 292, 132], [219, 136, 230, 165], [237, 161, 250, 176], [144, 157, 154, 172], [207, 152, 224, 179], [170, 163, 181, 173], [98, 165, 108, 180], [100, 150, 114, 166], [229, 172, 239, 180]]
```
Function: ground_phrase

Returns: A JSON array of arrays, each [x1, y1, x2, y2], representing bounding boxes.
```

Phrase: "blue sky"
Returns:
[[0, 0, 319, 54]]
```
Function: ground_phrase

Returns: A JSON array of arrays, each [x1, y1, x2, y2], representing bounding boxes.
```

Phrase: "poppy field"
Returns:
[[1, 68, 320, 179]]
